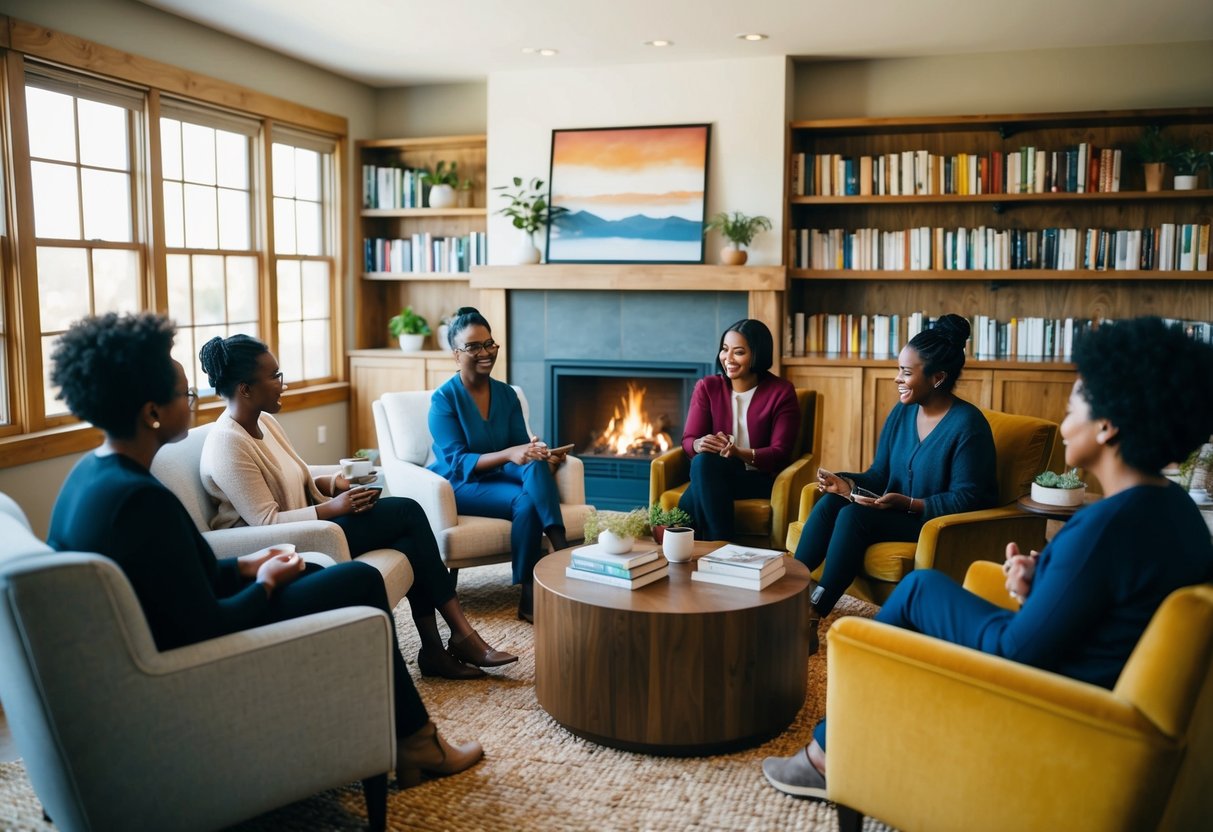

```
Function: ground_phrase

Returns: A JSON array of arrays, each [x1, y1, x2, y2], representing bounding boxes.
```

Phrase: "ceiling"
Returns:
[[136, 0, 1213, 87]]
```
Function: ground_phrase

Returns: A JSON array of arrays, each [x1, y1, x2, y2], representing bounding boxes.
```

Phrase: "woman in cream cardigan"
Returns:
[[198, 334, 516, 680]]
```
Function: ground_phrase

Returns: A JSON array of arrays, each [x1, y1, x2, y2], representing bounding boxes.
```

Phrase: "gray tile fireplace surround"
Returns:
[[507, 289, 747, 441]]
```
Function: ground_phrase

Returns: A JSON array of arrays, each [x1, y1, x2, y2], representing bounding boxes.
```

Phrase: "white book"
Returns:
[[698, 557, 786, 579], [570, 543, 660, 569], [692, 565, 787, 591], [700, 543, 786, 570], [566, 565, 668, 590]]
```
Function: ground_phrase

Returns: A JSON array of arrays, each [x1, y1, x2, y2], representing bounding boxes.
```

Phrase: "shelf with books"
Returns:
[[788, 269, 1209, 281], [790, 190, 1213, 206]]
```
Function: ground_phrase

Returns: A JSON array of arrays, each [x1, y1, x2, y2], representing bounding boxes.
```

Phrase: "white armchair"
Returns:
[[151, 422, 412, 606], [0, 492, 395, 832], [373, 387, 592, 575]]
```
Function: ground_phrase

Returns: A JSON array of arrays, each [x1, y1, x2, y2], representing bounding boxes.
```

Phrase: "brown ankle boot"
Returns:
[[449, 630, 519, 667], [417, 647, 486, 679], [396, 721, 483, 788]]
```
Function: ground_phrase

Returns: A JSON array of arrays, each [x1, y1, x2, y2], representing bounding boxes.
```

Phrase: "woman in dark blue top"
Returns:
[[428, 307, 567, 623], [794, 314, 998, 615], [764, 316, 1213, 800], [46, 312, 481, 787]]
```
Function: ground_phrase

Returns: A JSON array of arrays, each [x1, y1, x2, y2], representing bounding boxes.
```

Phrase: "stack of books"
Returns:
[[565, 543, 669, 589], [691, 545, 787, 590]]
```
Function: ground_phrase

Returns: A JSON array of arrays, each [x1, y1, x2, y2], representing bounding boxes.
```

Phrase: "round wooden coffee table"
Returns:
[[533, 541, 812, 756]]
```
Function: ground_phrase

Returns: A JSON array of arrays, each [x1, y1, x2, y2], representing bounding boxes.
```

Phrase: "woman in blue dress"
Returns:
[[428, 307, 567, 623]]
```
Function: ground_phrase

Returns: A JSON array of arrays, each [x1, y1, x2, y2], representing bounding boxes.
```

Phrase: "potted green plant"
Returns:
[[1031, 468, 1086, 507], [648, 504, 692, 544], [388, 305, 431, 352], [703, 211, 773, 265], [1178, 443, 1213, 505], [420, 160, 460, 208], [1169, 144, 1210, 190], [493, 176, 567, 264], [583, 508, 648, 554], [1135, 125, 1173, 192], [456, 177, 475, 208]]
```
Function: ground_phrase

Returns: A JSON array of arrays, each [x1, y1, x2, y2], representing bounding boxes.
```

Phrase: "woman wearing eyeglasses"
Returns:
[[198, 333, 517, 680], [428, 307, 568, 623]]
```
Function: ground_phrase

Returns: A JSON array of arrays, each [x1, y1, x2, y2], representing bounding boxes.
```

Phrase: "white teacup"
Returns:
[[662, 526, 695, 562], [340, 457, 373, 479]]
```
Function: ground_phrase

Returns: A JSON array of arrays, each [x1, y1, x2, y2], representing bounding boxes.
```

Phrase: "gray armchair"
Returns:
[[0, 491, 396, 831]]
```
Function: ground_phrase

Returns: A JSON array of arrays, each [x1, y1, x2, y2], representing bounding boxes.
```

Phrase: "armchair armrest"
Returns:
[[649, 447, 689, 506], [380, 461, 459, 534], [202, 520, 351, 562], [825, 617, 1172, 832], [769, 453, 818, 551], [962, 560, 1020, 610], [554, 454, 586, 504], [914, 504, 1048, 581]]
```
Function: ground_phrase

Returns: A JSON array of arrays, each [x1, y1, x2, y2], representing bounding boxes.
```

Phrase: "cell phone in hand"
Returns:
[[852, 485, 881, 499], [548, 443, 575, 455]]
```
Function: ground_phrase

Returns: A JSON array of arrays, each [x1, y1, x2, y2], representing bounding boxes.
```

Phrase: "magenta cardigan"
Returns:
[[681, 372, 801, 475]]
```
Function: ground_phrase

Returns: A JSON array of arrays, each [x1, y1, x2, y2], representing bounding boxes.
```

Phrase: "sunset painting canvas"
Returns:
[[545, 124, 710, 263]]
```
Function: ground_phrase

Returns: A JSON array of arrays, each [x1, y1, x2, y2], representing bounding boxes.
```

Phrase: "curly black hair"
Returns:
[[1073, 317, 1213, 473], [908, 313, 970, 392], [447, 306, 491, 349], [198, 334, 268, 398], [50, 312, 177, 439], [718, 319, 774, 375]]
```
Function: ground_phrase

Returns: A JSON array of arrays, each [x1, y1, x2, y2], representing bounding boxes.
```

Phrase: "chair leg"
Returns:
[[449, 567, 459, 588], [836, 804, 863, 832], [362, 773, 388, 832]]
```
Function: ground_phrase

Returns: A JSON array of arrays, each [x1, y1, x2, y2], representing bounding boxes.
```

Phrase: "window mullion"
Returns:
[[259, 118, 277, 353]]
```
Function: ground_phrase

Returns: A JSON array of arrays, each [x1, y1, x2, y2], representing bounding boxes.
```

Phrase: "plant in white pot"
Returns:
[[420, 160, 460, 209], [583, 508, 649, 554], [1168, 145, 1209, 191], [704, 211, 772, 266], [388, 306, 430, 352], [1031, 468, 1086, 507], [493, 176, 567, 264]]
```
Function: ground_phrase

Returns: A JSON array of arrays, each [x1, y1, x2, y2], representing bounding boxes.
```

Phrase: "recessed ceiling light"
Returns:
[[737, 33, 769, 41], [645, 40, 674, 47], [538, 48, 559, 57]]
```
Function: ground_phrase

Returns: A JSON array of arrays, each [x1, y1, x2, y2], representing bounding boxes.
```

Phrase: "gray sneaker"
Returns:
[[762, 746, 828, 800]]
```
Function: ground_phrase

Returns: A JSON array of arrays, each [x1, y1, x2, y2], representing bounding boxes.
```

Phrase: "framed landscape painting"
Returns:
[[545, 124, 711, 264]]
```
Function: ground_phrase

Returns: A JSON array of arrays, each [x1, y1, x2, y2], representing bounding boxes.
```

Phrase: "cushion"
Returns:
[[984, 410, 1056, 505]]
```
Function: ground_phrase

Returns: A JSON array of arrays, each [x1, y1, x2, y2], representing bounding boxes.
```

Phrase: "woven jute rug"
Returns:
[[0, 563, 895, 831]]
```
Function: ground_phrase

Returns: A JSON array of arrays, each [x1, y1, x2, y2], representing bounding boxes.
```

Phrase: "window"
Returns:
[[272, 128, 337, 384], [25, 68, 143, 419]]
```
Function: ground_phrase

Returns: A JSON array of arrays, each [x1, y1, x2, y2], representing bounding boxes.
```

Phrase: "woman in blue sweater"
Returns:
[[793, 314, 998, 615], [764, 316, 1213, 800]]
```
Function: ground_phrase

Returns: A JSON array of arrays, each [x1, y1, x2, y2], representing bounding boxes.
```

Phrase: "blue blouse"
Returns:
[[845, 398, 998, 521], [428, 375, 529, 488]]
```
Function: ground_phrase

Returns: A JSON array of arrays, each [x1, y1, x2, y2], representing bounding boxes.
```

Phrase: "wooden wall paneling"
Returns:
[[784, 365, 863, 471], [348, 352, 426, 452], [990, 369, 1076, 425]]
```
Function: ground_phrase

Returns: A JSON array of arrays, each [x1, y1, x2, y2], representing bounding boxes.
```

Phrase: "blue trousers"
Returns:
[[793, 492, 923, 614], [812, 569, 1007, 750], [453, 461, 564, 584], [677, 452, 773, 542]]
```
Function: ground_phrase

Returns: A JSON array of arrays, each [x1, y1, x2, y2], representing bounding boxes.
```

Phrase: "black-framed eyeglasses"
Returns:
[[456, 340, 500, 356]]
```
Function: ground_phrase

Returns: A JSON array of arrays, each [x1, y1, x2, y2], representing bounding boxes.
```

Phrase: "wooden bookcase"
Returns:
[[782, 108, 1213, 470]]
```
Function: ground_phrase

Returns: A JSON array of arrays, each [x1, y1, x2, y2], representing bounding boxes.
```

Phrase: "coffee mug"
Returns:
[[662, 526, 694, 562], [340, 457, 373, 478]]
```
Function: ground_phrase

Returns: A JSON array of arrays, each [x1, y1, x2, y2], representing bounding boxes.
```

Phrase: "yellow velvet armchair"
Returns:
[[824, 561, 1213, 832], [649, 389, 822, 550], [785, 408, 1062, 604]]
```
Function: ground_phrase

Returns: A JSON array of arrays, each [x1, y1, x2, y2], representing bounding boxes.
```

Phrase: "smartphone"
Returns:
[[852, 485, 881, 499], [548, 443, 576, 455]]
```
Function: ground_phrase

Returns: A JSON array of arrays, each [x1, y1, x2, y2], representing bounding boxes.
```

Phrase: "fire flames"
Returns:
[[588, 382, 672, 457]]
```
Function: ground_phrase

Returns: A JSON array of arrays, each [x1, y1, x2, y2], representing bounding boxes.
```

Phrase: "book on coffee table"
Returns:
[[569, 555, 668, 580], [570, 542, 661, 570], [565, 564, 669, 590], [691, 564, 786, 591], [699, 544, 786, 575]]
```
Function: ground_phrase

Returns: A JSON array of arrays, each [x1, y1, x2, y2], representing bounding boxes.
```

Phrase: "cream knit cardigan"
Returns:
[[200, 411, 329, 530]]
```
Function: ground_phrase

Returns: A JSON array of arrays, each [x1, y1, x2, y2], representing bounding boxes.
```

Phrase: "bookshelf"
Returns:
[[782, 108, 1213, 470]]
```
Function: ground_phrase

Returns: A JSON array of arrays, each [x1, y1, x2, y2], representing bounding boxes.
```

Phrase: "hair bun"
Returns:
[[454, 306, 480, 317], [933, 314, 971, 347]]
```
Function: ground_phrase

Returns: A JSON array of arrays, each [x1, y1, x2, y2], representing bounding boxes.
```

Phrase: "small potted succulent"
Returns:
[[583, 508, 648, 554], [1169, 145, 1210, 191], [648, 503, 692, 544], [703, 211, 773, 266], [1031, 468, 1087, 507], [388, 305, 431, 352], [420, 160, 460, 208], [1134, 125, 1173, 192]]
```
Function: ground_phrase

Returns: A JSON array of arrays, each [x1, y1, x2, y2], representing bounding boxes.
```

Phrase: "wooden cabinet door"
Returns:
[[991, 369, 1076, 424], [862, 369, 993, 469], [348, 354, 426, 452], [784, 366, 864, 471]]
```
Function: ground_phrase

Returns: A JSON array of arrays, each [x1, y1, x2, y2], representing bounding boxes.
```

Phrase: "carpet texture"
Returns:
[[0, 563, 895, 831]]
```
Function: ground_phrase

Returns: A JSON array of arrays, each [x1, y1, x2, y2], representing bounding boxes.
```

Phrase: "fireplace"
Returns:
[[546, 359, 713, 511]]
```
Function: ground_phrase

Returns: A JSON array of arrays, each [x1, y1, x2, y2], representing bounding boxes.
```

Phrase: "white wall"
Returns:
[[487, 56, 791, 266], [374, 82, 488, 138]]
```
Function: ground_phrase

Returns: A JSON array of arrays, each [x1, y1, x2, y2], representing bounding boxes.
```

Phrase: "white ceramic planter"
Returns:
[[397, 333, 425, 352], [436, 324, 450, 351], [1031, 482, 1086, 507], [597, 530, 635, 554], [514, 232, 541, 264], [1174, 175, 1198, 191], [428, 183, 456, 208]]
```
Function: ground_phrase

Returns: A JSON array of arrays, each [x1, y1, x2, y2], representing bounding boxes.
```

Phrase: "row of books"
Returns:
[[790, 223, 1212, 272], [363, 233, 488, 274], [563, 542, 789, 591], [362, 164, 433, 210], [785, 313, 1213, 360], [790, 144, 1123, 197]]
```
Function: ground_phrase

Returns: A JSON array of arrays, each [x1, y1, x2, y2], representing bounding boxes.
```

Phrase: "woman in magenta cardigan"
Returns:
[[678, 319, 801, 542]]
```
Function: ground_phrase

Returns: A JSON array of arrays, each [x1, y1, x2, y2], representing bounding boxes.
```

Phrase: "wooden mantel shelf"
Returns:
[[469, 264, 786, 292]]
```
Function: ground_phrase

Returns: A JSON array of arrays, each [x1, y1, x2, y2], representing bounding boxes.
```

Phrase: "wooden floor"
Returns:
[[0, 705, 18, 762]]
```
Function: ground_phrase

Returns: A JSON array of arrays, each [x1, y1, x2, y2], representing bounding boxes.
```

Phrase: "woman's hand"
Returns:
[[817, 468, 852, 498], [507, 436, 550, 466], [332, 473, 351, 494], [237, 544, 295, 579], [256, 551, 305, 596], [868, 491, 912, 511], [1003, 541, 1039, 602], [318, 485, 380, 519], [693, 432, 731, 455]]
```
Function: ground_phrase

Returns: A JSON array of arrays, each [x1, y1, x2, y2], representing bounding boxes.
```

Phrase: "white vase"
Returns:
[[1031, 482, 1086, 507], [514, 232, 541, 264], [598, 530, 635, 555], [397, 333, 425, 352], [428, 184, 456, 208], [1174, 174, 1198, 191], [436, 324, 450, 351]]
